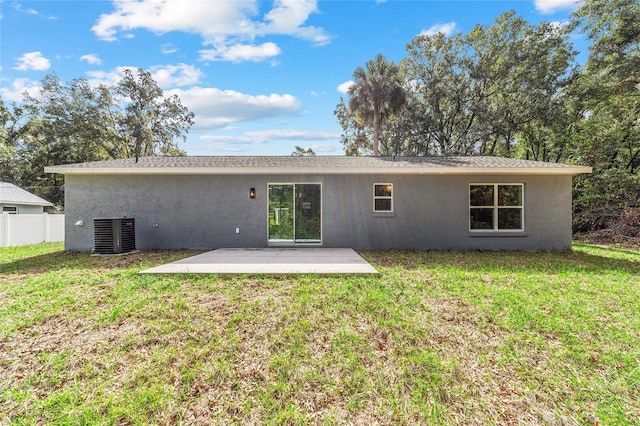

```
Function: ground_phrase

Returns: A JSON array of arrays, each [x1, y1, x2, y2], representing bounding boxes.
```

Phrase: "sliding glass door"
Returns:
[[268, 183, 321, 244]]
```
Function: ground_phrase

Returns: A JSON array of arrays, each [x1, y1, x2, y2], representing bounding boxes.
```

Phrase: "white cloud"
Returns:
[[337, 80, 354, 94], [85, 68, 129, 87], [86, 64, 203, 88], [12, 3, 57, 19], [309, 143, 340, 153], [534, 0, 582, 14], [421, 22, 457, 37], [92, 0, 331, 61], [168, 87, 301, 130], [200, 129, 340, 145], [0, 78, 41, 102], [149, 64, 203, 87], [92, 0, 258, 41], [13, 3, 38, 15], [80, 53, 102, 65], [259, 0, 330, 46], [14, 51, 51, 71], [247, 129, 340, 141], [199, 42, 281, 62], [161, 43, 178, 54]]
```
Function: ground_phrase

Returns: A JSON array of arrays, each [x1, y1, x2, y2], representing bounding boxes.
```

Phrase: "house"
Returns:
[[45, 156, 592, 252], [0, 182, 53, 214]]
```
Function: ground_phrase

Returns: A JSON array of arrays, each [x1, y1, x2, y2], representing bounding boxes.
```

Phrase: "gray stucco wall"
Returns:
[[63, 173, 574, 251]]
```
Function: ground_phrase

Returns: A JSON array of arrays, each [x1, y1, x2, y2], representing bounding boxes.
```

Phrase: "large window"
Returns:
[[373, 183, 393, 212], [2, 206, 17, 214], [470, 184, 523, 231]]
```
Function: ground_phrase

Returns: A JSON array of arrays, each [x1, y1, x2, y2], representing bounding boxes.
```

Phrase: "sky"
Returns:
[[0, 0, 584, 156]]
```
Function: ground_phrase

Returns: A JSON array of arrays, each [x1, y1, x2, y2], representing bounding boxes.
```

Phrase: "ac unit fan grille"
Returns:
[[94, 218, 136, 254]]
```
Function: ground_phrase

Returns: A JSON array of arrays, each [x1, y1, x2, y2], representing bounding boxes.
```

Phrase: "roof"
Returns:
[[0, 182, 53, 206], [45, 156, 592, 176]]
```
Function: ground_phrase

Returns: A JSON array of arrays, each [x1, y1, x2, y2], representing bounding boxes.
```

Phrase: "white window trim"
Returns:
[[469, 183, 524, 232], [373, 183, 393, 213]]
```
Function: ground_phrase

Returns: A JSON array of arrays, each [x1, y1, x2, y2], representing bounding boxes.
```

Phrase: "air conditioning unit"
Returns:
[[94, 218, 136, 254]]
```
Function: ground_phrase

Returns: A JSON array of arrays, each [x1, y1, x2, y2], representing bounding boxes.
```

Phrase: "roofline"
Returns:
[[45, 165, 592, 176], [0, 200, 53, 206]]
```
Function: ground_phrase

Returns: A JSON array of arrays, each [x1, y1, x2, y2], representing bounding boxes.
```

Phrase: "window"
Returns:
[[2, 206, 17, 214], [373, 183, 393, 212], [470, 184, 523, 231]]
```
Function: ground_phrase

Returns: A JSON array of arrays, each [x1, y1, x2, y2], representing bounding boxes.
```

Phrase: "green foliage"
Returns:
[[399, 11, 576, 157], [0, 69, 194, 207], [335, 2, 639, 236], [291, 145, 316, 156], [340, 53, 406, 156], [569, 0, 640, 232], [115, 68, 194, 158]]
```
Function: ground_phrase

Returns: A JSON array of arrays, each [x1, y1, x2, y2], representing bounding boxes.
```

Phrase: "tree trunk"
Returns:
[[373, 107, 380, 156]]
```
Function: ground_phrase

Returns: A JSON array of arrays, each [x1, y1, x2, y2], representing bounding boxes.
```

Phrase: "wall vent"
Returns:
[[94, 218, 136, 254]]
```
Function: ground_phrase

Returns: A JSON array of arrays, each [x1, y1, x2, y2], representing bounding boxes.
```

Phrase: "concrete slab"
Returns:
[[140, 248, 378, 275]]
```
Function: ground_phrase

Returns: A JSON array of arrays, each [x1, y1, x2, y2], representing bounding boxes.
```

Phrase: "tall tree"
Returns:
[[346, 54, 405, 156], [569, 0, 640, 232], [400, 11, 575, 157], [403, 32, 478, 155], [2, 70, 195, 208], [115, 68, 194, 158], [0, 98, 32, 183]]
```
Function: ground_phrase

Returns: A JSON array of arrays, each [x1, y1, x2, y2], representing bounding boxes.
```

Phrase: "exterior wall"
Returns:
[[63, 173, 574, 251], [0, 203, 44, 214]]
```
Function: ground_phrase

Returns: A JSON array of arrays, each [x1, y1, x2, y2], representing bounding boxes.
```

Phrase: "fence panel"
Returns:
[[0, 213, 65, 247]]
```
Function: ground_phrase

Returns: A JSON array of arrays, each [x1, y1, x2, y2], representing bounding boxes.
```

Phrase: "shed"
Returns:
[[0, 182, 54, 214]]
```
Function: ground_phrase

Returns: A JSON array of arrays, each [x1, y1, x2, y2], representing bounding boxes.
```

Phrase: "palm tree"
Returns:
[[348, 54, 405, 156]]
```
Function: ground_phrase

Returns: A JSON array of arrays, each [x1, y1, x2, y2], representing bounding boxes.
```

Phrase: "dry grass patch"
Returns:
[[1, 243, 639, 424]]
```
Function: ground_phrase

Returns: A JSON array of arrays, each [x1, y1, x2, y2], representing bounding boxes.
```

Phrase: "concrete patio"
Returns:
[[140, 248, 378, 275]]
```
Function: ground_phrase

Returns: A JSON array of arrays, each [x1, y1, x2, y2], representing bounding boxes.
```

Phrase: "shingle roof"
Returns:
[[45, 156, 592, 176], [0, 182, 53, 206]]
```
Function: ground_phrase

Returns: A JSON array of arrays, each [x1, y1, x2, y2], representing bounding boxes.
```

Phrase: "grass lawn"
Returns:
[[1, 243, 639, 425]]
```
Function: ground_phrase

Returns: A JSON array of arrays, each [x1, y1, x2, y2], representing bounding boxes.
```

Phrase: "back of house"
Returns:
[[45, 155, 591, 252]]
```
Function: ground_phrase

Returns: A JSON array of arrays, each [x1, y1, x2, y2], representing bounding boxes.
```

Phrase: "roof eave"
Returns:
[[0, 200, 53, 206], [45, 166, 593, 176]]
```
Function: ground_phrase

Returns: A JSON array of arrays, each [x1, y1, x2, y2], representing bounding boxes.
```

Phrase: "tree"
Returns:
[[346, 54, 406, 156], [400, 11, 575, 157], [0, 98, 32, 182], [291, 146, 316, 156], [403, 32, 478, 155], [568, 0, 640, 233], [1, 70, 195, 208], [115, 68, 194, 158], [333, 97, 371, 155]]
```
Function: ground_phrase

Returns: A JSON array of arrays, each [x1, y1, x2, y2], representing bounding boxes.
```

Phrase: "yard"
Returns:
[[1, 243, 639, 425]]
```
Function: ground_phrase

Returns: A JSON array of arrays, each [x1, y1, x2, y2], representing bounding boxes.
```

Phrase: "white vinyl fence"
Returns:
[[0, 213, 65, 247]]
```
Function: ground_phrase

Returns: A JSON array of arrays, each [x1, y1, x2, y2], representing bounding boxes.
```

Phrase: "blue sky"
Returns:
[[1, 0, 583, 156]]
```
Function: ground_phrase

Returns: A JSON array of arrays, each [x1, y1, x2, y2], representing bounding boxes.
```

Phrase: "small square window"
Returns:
[[373, 183, 393, 212]]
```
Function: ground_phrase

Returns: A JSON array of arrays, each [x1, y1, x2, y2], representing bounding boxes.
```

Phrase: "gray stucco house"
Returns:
[[0, 182, 53, 214], [45, 156, 591, 252]]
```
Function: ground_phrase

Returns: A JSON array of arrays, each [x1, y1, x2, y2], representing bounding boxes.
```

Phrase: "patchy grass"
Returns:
[[1, 243, 639, 425]]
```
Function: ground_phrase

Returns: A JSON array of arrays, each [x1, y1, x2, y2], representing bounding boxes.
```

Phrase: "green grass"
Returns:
[[1, 243, 639, 425]]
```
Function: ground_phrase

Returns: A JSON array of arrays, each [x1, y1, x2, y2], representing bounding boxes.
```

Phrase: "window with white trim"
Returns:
[[469, 184, 523, 231], [2, 206, 17, 214], [373, 183, 393, 212]]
